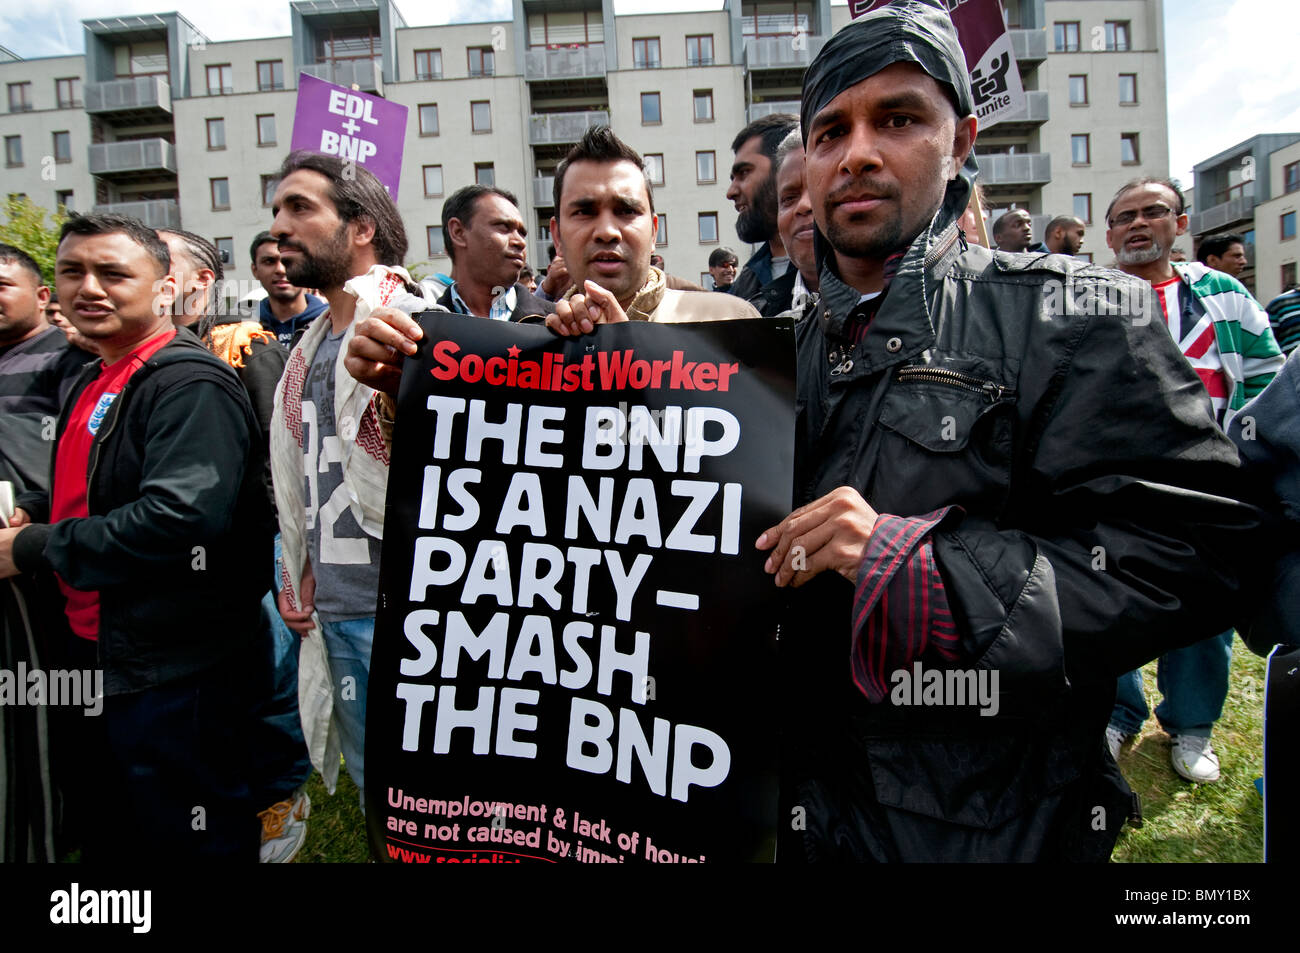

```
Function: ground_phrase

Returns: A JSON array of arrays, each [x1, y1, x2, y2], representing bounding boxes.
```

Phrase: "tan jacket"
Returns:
[[614, 267, 762, 323]]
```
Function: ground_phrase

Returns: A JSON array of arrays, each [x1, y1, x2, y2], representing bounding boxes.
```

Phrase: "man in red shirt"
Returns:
[[0, 214, 274, 860]]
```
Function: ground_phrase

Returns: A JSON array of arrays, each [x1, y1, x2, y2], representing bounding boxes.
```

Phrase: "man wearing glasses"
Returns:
[[1103, 177, 1284, 783]]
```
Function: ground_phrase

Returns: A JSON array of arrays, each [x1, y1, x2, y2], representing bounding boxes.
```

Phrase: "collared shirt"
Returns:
[[448, 281, 516, 321]]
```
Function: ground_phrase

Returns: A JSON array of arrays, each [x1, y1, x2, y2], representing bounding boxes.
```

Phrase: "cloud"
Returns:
[[1167, 0, 1300, 182]]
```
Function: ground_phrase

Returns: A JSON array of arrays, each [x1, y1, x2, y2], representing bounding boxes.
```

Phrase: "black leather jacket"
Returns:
[[782, 209, 1263, 861], [14, 329, 274, 695]]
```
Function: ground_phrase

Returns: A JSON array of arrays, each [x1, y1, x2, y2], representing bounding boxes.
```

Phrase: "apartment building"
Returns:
[[0, 0, 1170, 284]]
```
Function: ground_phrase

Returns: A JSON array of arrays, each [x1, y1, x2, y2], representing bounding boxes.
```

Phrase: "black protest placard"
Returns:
[[365, 314, 795, 864]]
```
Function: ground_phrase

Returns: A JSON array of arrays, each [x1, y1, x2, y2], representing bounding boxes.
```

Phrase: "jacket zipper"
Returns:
[[896, 365, 1011, 403]]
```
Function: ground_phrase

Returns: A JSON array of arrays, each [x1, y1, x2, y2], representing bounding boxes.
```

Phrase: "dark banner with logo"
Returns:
[[365, 314, 795, 864]]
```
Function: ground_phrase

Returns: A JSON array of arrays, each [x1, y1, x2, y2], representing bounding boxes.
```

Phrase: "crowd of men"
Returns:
[[1, 0, 1298, 864]]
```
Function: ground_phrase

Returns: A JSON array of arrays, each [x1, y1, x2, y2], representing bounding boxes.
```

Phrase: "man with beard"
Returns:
[[268, 151, 432, 801], [753, 0, 1263, 862], [726, 113, 799, 300], [250, 231, 327, 348], [1102, 177, 1282, 783], [1044, 215, 1086, 257]]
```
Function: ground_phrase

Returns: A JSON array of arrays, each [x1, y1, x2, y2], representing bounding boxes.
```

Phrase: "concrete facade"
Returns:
[[1252, 140, 1300, 305], [0, 0, 1170, 281]]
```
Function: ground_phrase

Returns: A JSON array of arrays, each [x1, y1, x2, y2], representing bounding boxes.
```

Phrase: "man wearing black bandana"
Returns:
[[755, 0, 1263, 861]]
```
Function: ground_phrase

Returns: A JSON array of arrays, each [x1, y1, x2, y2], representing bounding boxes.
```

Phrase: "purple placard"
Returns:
[[290, 73, 408, 199]]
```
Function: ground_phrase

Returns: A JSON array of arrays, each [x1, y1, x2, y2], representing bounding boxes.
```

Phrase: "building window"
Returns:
[[1071, 134, 1090, 165], [693, 90, 714, 122], [1283, 211, 1297, 241], [419, 103, 439, 136], [1078, 252, 1094, 264], [645, 153, 665, 186], [428, 226, 446, 257], [633, 37, 661, 69], [206, 117, 226, 150], [55, 77, 81, 109], [1073, 193, 1092, 224], [475, 162, 495, 186], [7, 82, 32, 112], [215, 238, 234, 270], [423, 165, 444, 197], [261, 175, 278, 207], [1120, 133, 1140, 165], [257, 114, 276, 146], [53, 131, 71, 163], [471, 101, 491, 133], [741, 1, 813, 38], [656, 215, 667, 246], [211, 177, 230, 210], [686, 35, 714, 67], [1119, 73, 1138, 104], [257, 60, 284, 91], [4, 135, 21, 167], [114, 40, 169, 78], [1053, 21, 1080, 52], [698, 212, 719, 243], [468, 47, 495, 77], [206, 64, 233, 95], [1068, 75, 1088, 105], [55, 189, 73, 211], [696, 150, 716, 184], [1105, 21, 1131, 52], [641, 92, 661, 124], [1284, 161, 1300, 195], [1283, 262, 1297, 289], [415, 49, 442, 80]]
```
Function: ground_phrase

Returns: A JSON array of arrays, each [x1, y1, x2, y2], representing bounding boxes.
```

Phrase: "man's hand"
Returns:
[[277, 556, 317, 636], [0, 526, 27, 579], [545, 280, 630, 336], [755, 486, 878, 587], [541, 254, 570, 298], [345, 306, 423, 397], [7, 508, 30, 528]]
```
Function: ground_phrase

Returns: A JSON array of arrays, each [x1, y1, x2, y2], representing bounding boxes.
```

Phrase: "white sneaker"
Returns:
[[258, 788, 311, 863], [1105, 725, 1129, 762], [1171, 734, 1221, 783]]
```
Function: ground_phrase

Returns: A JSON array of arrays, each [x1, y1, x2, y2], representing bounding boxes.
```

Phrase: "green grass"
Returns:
[[298, 643, 1268, 863]]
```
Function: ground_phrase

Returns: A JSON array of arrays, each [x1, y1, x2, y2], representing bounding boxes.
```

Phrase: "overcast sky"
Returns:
[[4, 0, 1296, 191]]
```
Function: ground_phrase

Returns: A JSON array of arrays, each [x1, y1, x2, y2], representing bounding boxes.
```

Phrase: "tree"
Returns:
[[0, 195, 67, 287]]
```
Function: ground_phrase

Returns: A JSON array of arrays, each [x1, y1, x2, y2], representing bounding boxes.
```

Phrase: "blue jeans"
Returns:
[[1111, 629, 1235, 738], [318, 616, 374, 799]]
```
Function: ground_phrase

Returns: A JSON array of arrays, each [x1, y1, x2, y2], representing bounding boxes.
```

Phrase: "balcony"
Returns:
[[994, 90, 1050, 129], [300, 60, 382, 95], [977, 152, 1052, 186], [1010, 28, 1048, 68], [743, 34, 827, 71], [1188, 195, 1255, 236], [525, 45, 606, 82], [747, 100, 800, 122], [88, 138, 177, 178], [529, 110, 609, 146], [84, 76, 172, 120], [533, 175, 555, 208], [91, 198, 180, 230]]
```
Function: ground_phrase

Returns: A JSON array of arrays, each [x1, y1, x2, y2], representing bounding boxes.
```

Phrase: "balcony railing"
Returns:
[[525, 45, 606, 82], [977, 152, 1052, 186], [1188, 195, 1256, 236], [533, 175, 555, 208], [747, 99, 800, 122], [91, 198, 180, 230], [743, 34, 826, 70], [88, 138, 177, 177], [998, 90, 1050, 125], [300, 60, 382, 94], [1010, 29, 1048, 66], [529, 110, 609, 145], [84, 76, 172, 116]]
